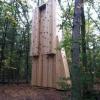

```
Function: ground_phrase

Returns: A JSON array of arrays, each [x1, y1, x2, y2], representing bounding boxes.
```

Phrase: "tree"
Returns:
[[59, 0, 100, 99], [71, 0, 82, 99], [0, 0, 31, 83], [81, 0, 87, 70]]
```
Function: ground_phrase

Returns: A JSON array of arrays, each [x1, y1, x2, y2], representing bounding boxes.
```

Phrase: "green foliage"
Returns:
[[0, 0, 31, 81], [59, 0, 100, 99]]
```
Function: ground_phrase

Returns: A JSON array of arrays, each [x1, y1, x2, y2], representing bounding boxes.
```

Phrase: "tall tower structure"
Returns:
[[30, 0, 70, 89]]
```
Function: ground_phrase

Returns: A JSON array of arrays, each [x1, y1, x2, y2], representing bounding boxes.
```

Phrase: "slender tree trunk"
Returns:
[[0, 32, 6, 82], [25, 24, 30, 83], [81, 0, 87, 69], [80, 1, 89, 98], [0, 19, 8, 82], [92, 41, 96, 84], [71, 0, 82, 99]]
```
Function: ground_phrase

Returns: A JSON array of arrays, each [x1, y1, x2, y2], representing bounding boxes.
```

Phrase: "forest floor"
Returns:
[[0, 84, 71, 100]]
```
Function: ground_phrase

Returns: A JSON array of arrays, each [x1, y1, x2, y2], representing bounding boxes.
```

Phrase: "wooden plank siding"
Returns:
[[30, 0, 70, 89], [30, 8, 40, 56]]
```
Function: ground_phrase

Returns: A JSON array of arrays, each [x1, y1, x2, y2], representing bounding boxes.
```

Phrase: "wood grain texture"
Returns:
[[31, 57, 38, 85], [30, 8, 39, 56], [47, 55, 53, 87], [37, 55, 42, 86], [42, 55, 48, 87], [31, 0, 70, 89]]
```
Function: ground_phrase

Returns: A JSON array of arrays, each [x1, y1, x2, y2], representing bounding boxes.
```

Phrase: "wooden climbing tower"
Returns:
[[30, 0, 70, 89]]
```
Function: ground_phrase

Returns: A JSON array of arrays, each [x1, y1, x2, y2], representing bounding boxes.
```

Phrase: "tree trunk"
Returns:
[[71, 0, 82, 99], [81, 0, 87, 70]]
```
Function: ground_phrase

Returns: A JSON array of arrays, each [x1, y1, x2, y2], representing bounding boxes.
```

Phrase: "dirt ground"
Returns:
[[0, 84, 71, 100]]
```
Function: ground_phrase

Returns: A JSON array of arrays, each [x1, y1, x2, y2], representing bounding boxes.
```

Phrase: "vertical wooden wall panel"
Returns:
[[56, 37, 70, 89], [37, 55, 42, 86], [39, 8, 44, 54], [45, 1, 51, 53], [52, 55, 56, 88], [31, 8, 39, 56], [40, 2, 52, 54], [42, 55, 48, 87], [30, 10, 35, 56], [47, 55, 53, 87], [56, 49, 63, 85], [31, 57, 38, 85], [51, 0, 57, 53], [38, 0, 57, 54], [61, 50, 70, 79]]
